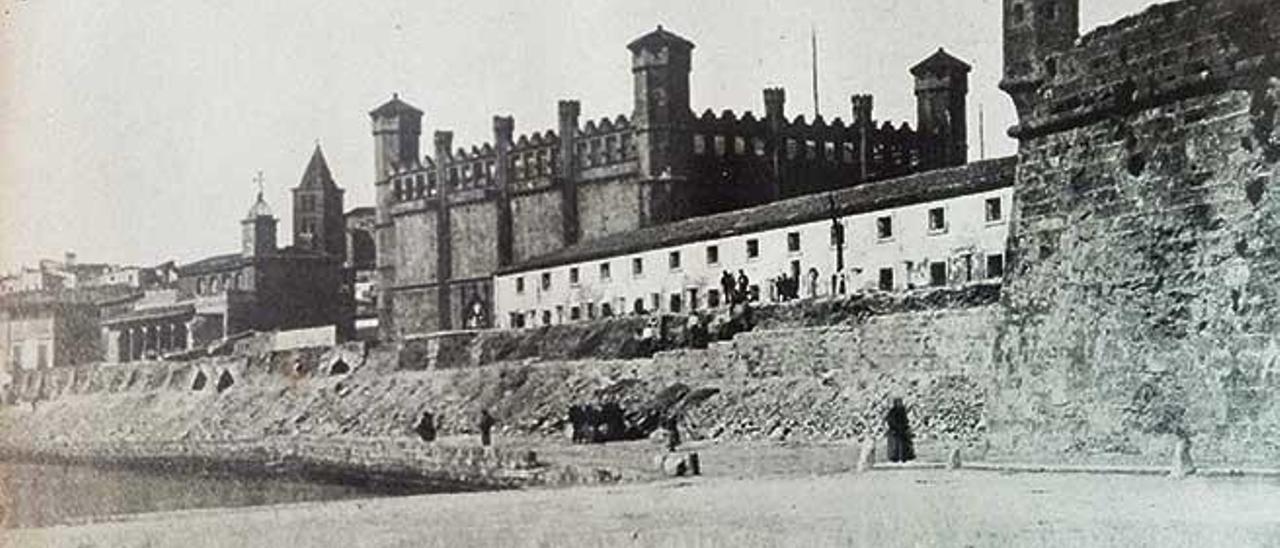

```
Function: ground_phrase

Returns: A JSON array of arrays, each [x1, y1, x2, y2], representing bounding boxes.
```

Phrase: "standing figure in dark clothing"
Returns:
[[414, 411, 437, 442], [720, 271, 736, 307], [886, 398, 915, 462], [479, 409, 496, 447], [664, 415, 681, 452], [736, 270, 750, 303]]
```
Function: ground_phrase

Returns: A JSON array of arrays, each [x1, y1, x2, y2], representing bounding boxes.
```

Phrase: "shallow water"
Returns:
[[0, 460, 453, 529]]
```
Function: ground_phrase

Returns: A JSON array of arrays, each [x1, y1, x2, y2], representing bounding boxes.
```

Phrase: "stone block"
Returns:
[[654, 451, 700, 477]]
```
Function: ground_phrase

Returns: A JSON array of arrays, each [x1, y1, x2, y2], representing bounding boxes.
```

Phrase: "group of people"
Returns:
[[770, 271, 802, 302], [719, 270, 753, 306], [567, 402, 628, 443], [414, 409, 496, 447]]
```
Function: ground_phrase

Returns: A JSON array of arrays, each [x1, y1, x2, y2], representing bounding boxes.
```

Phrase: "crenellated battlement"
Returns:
[[1005, 0, 1280, 138], [372, 23, 975, 338]]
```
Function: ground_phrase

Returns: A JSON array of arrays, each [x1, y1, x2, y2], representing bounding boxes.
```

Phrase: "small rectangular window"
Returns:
[[569, 267, 580, 285], [787, 232, 801, 253], [688, 288, 699, 310], [987, 254, 1006, 279], [879, 268, 895, 291], [986, 197, 1003, 222], [930, 262, 948, 287], [541, 272, 552, 290], [601, 302, 614, 317], [570, 306, 582, 321], [708, 289, 721, 307], [669, 251, 681, 270], [928, 207, 946, 232], [876, 217, 893, 239], [651, 293, 661, 312], [746, 239, 760, 259], [734, 136, 747, 155], [749, 285, 761, 302], [714, 135, 727, 156], [706, 245, 720, 265], [515, 277, 525, 294], [669, 293, 683, 313], [753, 137, 766, 156], [599, 262, 611, 281], [693, 134, 706, 155], [632, 258, 644, 277]]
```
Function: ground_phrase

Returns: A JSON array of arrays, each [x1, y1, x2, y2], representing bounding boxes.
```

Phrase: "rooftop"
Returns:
[[369, 93, 423, 118], [627, 25, 695, 53]]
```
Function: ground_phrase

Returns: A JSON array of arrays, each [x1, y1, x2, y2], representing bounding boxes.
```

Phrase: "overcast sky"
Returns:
[[0, 0, 1160, 271]]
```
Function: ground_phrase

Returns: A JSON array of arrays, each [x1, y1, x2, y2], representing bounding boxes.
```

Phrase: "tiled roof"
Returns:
[[179, 253, 245, 275], [627, 25, 695, 52], [498, 157, 1016, 274], [297, 144, 337, 190], [911, 48, 972, 76], [178, 247, 334, 276], [369, 94, 423, 117]]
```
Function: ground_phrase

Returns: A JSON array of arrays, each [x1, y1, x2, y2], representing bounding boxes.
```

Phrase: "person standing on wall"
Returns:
[[479, 409, 496, 447], [415, 411, 437, 442], [720, 271, 736, 307], [736, 270, 750, 303], [886, 398, 915, 463]]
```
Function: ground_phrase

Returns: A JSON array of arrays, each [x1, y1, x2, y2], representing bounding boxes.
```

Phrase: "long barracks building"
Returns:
[[372, 26, 975, 339], [494, 158, 1015, 328]]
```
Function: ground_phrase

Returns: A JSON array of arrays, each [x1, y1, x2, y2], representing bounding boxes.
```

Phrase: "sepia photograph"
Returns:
[[1, 0, 1279, 545]]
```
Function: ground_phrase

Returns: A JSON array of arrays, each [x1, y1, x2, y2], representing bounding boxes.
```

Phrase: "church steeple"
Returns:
[[292, 143, 346, 258], [242, 173, 278, 258]]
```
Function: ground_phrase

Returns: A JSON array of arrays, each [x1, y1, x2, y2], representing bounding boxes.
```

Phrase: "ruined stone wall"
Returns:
[[995, 0, 1280, 464], [2, 287, 999, 460]]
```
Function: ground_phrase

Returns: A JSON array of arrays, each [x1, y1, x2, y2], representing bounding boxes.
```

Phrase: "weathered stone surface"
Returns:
[[857, 441, 877, 473], [1171, 437, 1196, 478], [995, 0, 1280, 465], [655, 451, 700, 477]]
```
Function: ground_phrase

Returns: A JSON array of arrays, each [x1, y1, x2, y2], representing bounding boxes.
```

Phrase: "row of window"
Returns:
[[508, 254, 1007, 328], [691, 134, 923, 165], [515, 198, 1004, 294], [196, 272, 247, 295], [509, 286, 755, 328]]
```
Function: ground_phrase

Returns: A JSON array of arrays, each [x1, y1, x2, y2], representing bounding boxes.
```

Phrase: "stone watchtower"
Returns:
[[369, 94, 424, 338], [999, 0, 1080, 118], [241, 190, 277, 258], [291, 144, 346, 259], [911, 48, 971, 168], [629, 26, 695, 180]]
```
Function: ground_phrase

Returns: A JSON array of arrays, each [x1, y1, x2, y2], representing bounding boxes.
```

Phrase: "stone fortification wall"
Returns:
[[996, 0, 1280, 465], [1, 287, 999, 466]]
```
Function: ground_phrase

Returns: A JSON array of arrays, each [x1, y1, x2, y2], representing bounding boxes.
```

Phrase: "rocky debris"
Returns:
[[654, 451, 701, 477]]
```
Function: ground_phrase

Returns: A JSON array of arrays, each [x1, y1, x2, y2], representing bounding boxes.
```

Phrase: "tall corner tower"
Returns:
[[292, 144, 346, 259], [628, 26, 695, 179], [999, 0, 1080, 119], [368, 93, 423, 339], [911, 48, 972, 168]]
